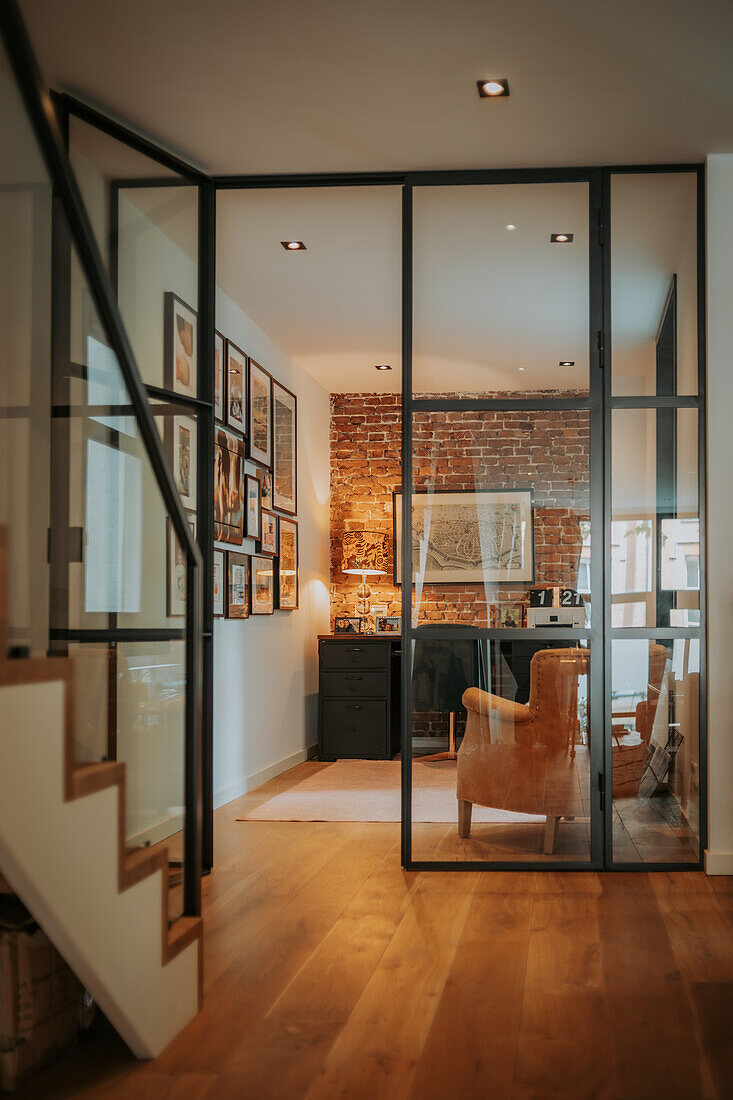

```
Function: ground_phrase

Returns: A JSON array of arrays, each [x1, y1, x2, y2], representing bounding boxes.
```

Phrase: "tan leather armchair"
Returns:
[[457, 648, 589, 853]]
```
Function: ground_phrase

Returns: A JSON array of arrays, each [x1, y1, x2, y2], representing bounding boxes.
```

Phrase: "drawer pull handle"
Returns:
[[346, 675, 363, 680], [347, 704, 362, 711], [347, 647, 362, 652]]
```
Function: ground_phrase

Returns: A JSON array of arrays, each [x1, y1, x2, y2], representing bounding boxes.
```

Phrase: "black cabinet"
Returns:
[[318, 636, 401, 760]]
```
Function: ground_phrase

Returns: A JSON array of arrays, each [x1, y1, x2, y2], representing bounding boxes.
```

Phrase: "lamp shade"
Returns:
[[342, 530, 389, 576]]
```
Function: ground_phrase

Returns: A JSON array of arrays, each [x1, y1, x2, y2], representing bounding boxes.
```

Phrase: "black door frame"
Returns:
[[48, 89, 706, 874]]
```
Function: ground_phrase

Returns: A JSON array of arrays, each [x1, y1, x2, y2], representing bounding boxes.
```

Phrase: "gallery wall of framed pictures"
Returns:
[[211, 323, 300, 620]]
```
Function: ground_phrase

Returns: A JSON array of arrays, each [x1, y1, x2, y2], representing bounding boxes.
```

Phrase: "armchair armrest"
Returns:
[[462, 687, 533, 724]]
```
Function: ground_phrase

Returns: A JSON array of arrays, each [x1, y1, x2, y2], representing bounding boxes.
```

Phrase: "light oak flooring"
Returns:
[[17, 762, 733, 1099]]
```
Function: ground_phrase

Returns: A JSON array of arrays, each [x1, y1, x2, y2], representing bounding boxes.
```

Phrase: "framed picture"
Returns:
[[334, 616, 362, 635], [164, 293, 197, 399], [245, 474, 261, 540], [167, 514, 196, 617], [491, 602, 524, 628], [214, 427, 245, 544], [226, 552, 250, 619], [251, 554, 275, 615], [272, 380, 297, 515], [258, 467, 273, 510], [370, 603, 389, 635], [260, 508, 278, 556], [167, 415, 196, 511], [393, 489, 534, 585], [248, 359, 272, 467], [214, 331, 225, 423], [376, 615, 400, 634], [277, 517, 299, 610], [226, 341, 247, 434], [213, 549, 225, 618]]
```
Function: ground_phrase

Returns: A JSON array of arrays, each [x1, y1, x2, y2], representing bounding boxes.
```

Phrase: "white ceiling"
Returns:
[[20, 0, 733, 177]]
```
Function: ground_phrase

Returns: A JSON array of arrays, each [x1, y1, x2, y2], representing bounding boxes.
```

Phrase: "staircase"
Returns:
[[0, 528, 203, 1058]]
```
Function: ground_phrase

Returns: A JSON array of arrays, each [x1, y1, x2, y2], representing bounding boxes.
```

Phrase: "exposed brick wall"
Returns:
[[330, 393, 590, 741]]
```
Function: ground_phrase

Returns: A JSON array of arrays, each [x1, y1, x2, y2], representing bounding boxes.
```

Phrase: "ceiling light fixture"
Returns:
[[551, 233, 573, 243], [559, 361, 576, 367], [477, 78, 509, 98], [518, 367, 526, 372], [505, 224, 518, 231], [374, 364, 392, 371], [281, 240, 306, 250]]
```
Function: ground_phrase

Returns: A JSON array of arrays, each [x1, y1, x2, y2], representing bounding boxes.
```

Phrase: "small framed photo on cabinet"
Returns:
[[226, 551, 250, 619], [214, 331, 225, 423], [226, 341, 247, 435], [164, 292, 197, 399], [260, 508, 278, 556], [251, 554, 274, 615], [213, 549, 225, 618], [245, 474, 261, 539]]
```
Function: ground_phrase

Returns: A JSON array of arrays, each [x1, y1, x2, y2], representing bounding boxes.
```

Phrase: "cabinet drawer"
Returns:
[[320, 642, 388, 671], [320, 670, 387, 698], [322, 700, 387, 757]]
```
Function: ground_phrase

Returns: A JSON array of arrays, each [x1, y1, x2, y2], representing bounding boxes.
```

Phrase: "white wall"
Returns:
[[213, 288, 330, 807], [705, 154, 733, 873]]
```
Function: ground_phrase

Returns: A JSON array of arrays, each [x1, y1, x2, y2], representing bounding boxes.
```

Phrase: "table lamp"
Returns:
[[342, 530, 388, 617]]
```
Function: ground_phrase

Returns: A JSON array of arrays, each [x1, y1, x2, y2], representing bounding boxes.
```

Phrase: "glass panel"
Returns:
[[0, 46, 193, 907], [411, 637, 592, 863], [611, 172, 698, 396], [407, 409, 591, 627], [611, 409, 699, 628], [68, 117, 199, 395], [611, 639, 700, 863], [413, 183, 590, 396]]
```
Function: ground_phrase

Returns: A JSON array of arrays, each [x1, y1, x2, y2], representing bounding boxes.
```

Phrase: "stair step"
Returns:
[[70, 761, 125, 798]]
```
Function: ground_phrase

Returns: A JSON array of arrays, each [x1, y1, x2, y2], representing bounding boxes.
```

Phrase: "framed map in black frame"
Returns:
[[272, 380, 297, 515], [392, 488, 534, 585]]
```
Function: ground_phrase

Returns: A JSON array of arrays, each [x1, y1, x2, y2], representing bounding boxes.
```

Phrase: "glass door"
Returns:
[[403, 175, 605, 868]]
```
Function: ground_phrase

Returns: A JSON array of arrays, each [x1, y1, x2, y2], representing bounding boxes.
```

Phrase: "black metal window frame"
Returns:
[[39, 89, 706, 873]]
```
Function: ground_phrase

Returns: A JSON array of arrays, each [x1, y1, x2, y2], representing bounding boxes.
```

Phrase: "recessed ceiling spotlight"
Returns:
[[374, 364, 392, 371], [505, 224, 518, 231], [518, 367, 526, 372], [477, 78, 509, 98], [281, 240, 306, 250], [551, 233, 573, 243], [559, 361, 576, 367]]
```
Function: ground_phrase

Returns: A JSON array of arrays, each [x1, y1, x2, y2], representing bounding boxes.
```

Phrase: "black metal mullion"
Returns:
[[400, 183, 413, 870], [602, 168, 614, 870], [696, 165, 709, 861]]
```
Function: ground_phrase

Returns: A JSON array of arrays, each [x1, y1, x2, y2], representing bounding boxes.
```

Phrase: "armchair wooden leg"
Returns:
[[543, 815, 559, 855], [458, 799, 473, 838]]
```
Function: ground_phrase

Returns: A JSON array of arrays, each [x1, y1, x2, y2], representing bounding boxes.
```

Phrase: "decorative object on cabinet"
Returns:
[[248, 359, 272, 467], [342, 529, 388, 617], [214, 427, 245, 544], [214, 331, 225, 423], [164, 292, 197, 399], [393, 488, 534, 585], [260, 508, 278, 556], [334, 616, 362, 635], [318, 636, 401, 760], [213, 549, 225, 617], [277, 517, 299, 610], [376, 616, 399, 634], [272, 380, 297, 515], [251, 554, 275, 615], [166, 514, 196, 617], [226, 551, 250, 618], [226, 340, 247, 434], [167, 414, 196, 511], [491, 602, 524, 628], [245, 474, 261, 540]]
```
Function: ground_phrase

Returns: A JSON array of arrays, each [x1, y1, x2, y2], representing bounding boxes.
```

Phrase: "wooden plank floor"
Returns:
[[17, 766, 733, 1099]]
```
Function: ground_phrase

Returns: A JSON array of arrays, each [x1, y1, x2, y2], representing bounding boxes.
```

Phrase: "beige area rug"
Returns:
[[237, 759, 543, 824]]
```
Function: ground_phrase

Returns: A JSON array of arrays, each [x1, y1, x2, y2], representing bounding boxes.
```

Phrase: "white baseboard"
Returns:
[[704, 849, 733, 874], [214, 744, 319, 810], [127, 811, 184, 849]]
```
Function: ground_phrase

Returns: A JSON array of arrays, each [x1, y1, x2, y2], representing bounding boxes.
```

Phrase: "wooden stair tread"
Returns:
[[71, 761, 125, 798]]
